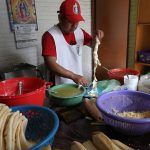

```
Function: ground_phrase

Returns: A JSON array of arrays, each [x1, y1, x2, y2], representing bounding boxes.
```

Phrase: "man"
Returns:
[[42, 0, 104, 86]]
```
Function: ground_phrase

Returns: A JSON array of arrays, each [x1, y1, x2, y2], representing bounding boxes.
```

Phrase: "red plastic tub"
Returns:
[[0, 77, 52, 106], [108, 68, 140, 85]]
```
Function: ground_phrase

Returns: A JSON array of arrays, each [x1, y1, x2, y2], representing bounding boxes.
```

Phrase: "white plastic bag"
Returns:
[[138, 73, 150, 93]]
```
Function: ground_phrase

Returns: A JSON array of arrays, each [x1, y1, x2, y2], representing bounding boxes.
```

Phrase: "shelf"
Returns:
[[135, 62, 150, 66], [138, 23, 150, 25], [138, 0, 150, 23], [133, 0, 150, 74]]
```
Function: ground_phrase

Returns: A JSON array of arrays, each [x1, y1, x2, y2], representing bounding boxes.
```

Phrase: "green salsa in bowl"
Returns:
[[48, 84, 86, 106]]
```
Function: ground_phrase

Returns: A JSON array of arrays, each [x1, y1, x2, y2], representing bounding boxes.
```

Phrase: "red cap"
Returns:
[[58, 0, 84, 23]]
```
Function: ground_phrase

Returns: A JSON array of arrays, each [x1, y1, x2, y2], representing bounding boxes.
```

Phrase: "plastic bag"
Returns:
[[138, 73, 150, 93], [84, 79, 121, 97], [97, 79, 121, 95]]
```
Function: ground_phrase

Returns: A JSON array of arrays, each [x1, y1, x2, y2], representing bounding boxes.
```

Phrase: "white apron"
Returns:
[[48, 25, 84, 85]]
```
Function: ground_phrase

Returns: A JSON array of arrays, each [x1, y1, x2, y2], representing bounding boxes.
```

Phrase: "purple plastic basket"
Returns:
[[96, 90, 150, 135]]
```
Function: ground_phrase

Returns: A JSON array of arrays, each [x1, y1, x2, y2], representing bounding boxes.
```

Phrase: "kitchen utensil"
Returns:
[[108, 68, 140, 84], [0, 77, 53, 106], [18, 81, 23, 95], [11, 105, 59, 150], [48, 84, 86, 106], [96, 90, 150, 135]]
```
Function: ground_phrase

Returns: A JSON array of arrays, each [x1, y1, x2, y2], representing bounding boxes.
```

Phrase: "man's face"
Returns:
[[60, 16, 79, 34]]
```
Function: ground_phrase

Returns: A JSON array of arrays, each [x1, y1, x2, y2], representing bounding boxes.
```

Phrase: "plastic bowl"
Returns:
[[96, 90, 150, 135], [0, 77, 53, 106], [11, 105, 59, 150], [108, 68, 140, 84], [48, 84, 86, 106]]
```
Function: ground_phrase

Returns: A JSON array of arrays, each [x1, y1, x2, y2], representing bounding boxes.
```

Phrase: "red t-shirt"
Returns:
[[42, 28, 92, 57]]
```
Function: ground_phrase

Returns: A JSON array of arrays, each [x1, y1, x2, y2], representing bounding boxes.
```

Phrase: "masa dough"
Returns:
[[87, 36, 101, 97], [93, 36, 101, 81]]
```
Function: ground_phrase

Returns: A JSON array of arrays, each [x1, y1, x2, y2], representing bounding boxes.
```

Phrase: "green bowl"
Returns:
[[48, 84, 86, 106]]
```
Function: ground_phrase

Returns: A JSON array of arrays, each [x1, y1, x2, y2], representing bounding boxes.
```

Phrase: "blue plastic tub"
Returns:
[[11, 105, 59, 150], [96, 90, 150, 135]]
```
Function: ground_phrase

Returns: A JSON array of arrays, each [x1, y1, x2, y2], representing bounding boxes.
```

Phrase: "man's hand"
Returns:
[[88, 29, 104, 48], [71, 74, 88, 86], [97, 30, 104, 41]]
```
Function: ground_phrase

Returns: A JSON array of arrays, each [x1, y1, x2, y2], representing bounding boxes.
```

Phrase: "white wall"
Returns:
[[0, 0, 92, 81], [0, 0, 38, 68]]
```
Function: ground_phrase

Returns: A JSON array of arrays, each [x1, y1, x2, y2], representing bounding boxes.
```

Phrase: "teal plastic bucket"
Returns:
[[48, 84, 86, 106]]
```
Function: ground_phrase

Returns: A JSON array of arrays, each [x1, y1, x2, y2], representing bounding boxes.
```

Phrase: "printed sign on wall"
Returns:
[[6, 0, 38, 48], [6, 0, 38, 31]]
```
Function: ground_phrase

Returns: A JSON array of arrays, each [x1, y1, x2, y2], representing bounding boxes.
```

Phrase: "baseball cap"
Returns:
[[57, 0, 84, 23]]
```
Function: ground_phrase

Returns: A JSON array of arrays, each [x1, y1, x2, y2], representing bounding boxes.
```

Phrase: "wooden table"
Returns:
[[47, 102, 150, 150]]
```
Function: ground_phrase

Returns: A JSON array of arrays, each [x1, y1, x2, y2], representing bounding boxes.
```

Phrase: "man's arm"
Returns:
[[87, 30, 104, 48], [44, 56, 88, 86]]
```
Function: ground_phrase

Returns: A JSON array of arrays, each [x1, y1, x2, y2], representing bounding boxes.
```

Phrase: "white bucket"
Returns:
[[123, 75, 139, 91]]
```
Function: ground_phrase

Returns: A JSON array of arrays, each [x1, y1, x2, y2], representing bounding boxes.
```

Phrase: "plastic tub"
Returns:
[[11, 105, 59, 150], [48, 84, 86, 106], [0, 77, 52, 106], [96, 90, 150, 135], [108, 68, 140, 84]]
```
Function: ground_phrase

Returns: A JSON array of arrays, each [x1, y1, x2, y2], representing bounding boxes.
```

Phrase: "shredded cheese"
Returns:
[[117, 111, 150, 118]]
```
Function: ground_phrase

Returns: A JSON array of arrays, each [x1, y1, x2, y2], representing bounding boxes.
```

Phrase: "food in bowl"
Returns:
[[50, 85, 83, 98], [0, 104, 35, 150], [48, 84, 86, 106], [96, 90, 150, 135], [117, 111, 150, 118], [12, 105, 59, 149], [0, 103, 59, 149]]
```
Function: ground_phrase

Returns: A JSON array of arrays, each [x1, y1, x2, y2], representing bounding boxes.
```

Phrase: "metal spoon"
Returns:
[[19, 81, 23, 95]]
